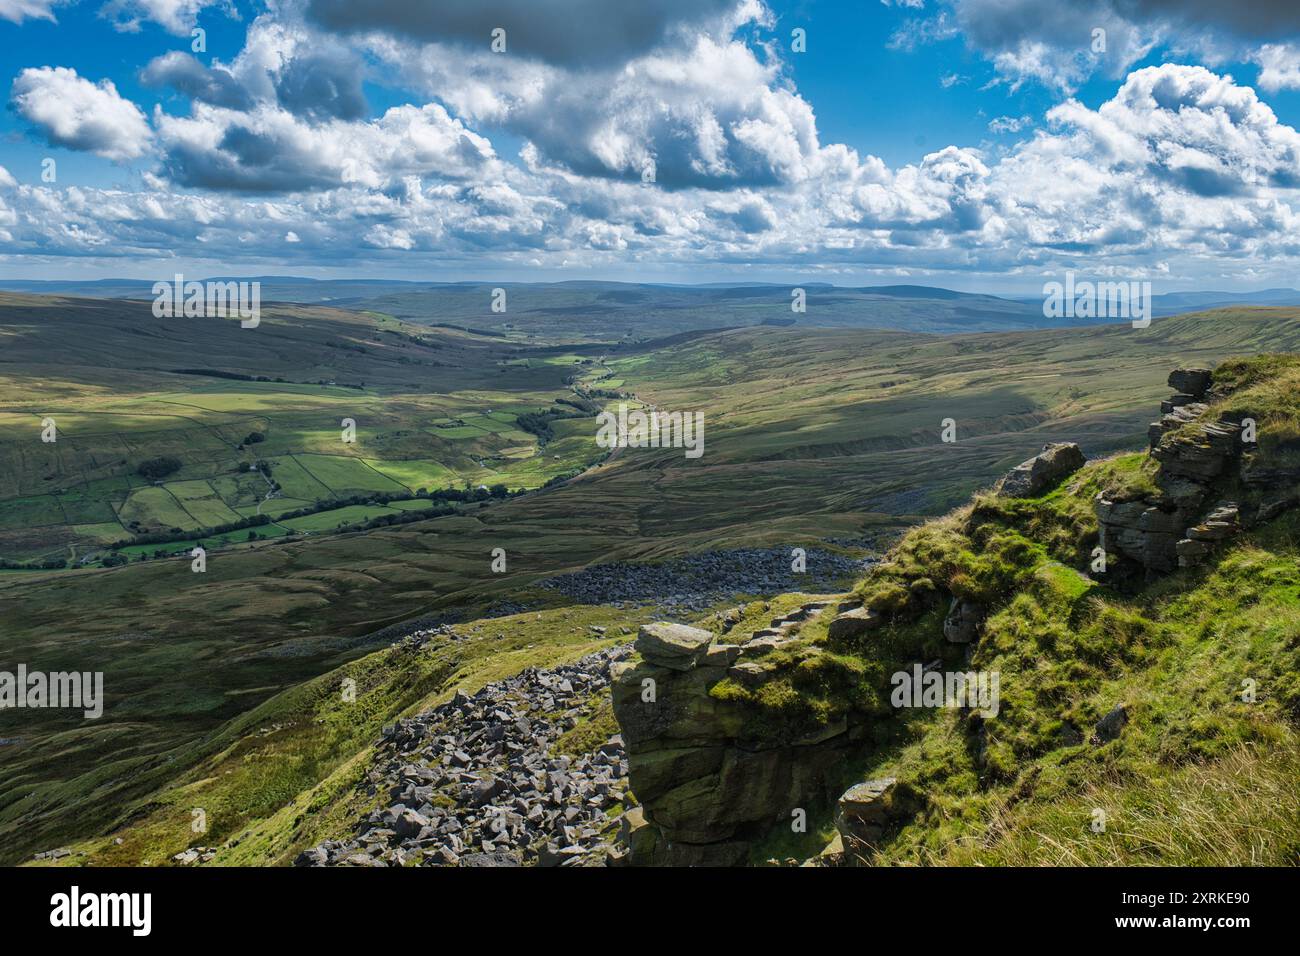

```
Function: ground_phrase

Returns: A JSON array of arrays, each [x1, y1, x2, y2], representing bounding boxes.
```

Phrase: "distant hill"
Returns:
[[1005, 286, 1300, 317], [1149, 288, 1300, 314], [0, 278, 1090, 339], [7, 277, 1298, 340]]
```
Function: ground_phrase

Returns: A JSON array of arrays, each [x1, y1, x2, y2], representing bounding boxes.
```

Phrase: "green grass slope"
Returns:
[[755, 355, 1300, 865], [19, 603, 657, 867]]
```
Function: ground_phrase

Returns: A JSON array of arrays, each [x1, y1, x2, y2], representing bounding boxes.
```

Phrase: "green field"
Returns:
[[117, 486, 198, 531], [281, 503, 421, 532]]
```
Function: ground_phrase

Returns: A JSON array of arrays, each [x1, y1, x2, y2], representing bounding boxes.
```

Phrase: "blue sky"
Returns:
[[3, 0, 1300, 291]]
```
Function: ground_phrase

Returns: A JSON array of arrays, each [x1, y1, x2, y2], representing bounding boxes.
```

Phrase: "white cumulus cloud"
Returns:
[[1253, 43, 1300, 93], [10, 67, 152, 162]]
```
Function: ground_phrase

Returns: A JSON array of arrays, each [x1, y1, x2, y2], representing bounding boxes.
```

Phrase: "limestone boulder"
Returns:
[[725, 659, 770, 688], [1175, 537, 1212, 567], [702, 643, 741, 667], [635, 622, 715, 671], [826, 605, 882, 643], [995, 442, 1086, 498], [1168, 367, 1212, 398], [833, 778, 920, 864]]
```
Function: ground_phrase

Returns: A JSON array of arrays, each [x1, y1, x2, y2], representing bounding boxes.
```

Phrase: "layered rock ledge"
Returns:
[[612, 612, 867, 865], [1096, 367, 1272, 581]]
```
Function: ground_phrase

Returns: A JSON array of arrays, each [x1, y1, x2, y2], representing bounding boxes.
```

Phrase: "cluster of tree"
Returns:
[[243, 431, 266, 445], [138, 526, 263, 559], [87, 472, 541, 568], [427, 483, 514, 501], [542, 468, 585, 489], [273, 484, 516, 523], [344, 503, 456, 532], [171, 368, 287, 383], [556, 395, 601, 414], [515, 401, 594, 444], [171, 367, 361, 388], [107, 513, 272, 549], [136, 456, 183, 480], [429, 322, 507, 338]]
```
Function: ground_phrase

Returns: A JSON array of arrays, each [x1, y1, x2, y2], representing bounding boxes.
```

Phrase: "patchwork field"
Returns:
[[0, 294, 609, 564]]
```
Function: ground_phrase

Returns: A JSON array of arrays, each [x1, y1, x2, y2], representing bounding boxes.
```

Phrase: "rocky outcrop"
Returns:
[[995, 442, 1086, 498], [31, 847, 74, 862], [1151, 419, 1242, 481], [172, 846, 218, 866], [607, 366, 1295, 866], [832, 778, 921, 865], [742, 600, 835, 656], [612, 609, 864, 865], [1147, 368, 1214, 447], [1095, 494, 1197, 574], [1168, 367, 1212, 398], [1098, 367, 1255, 581], [1147, 401, 1209, 449]]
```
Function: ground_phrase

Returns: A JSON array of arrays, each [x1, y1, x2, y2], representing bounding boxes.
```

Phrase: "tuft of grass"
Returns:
[[935, 738, 1300, 866]]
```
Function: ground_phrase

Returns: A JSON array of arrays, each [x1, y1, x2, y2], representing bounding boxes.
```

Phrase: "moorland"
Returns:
[[3, 288, 1299, 863]]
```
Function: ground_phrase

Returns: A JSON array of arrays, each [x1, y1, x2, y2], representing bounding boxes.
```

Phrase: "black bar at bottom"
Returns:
[[0, 865, 1282, 942]]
